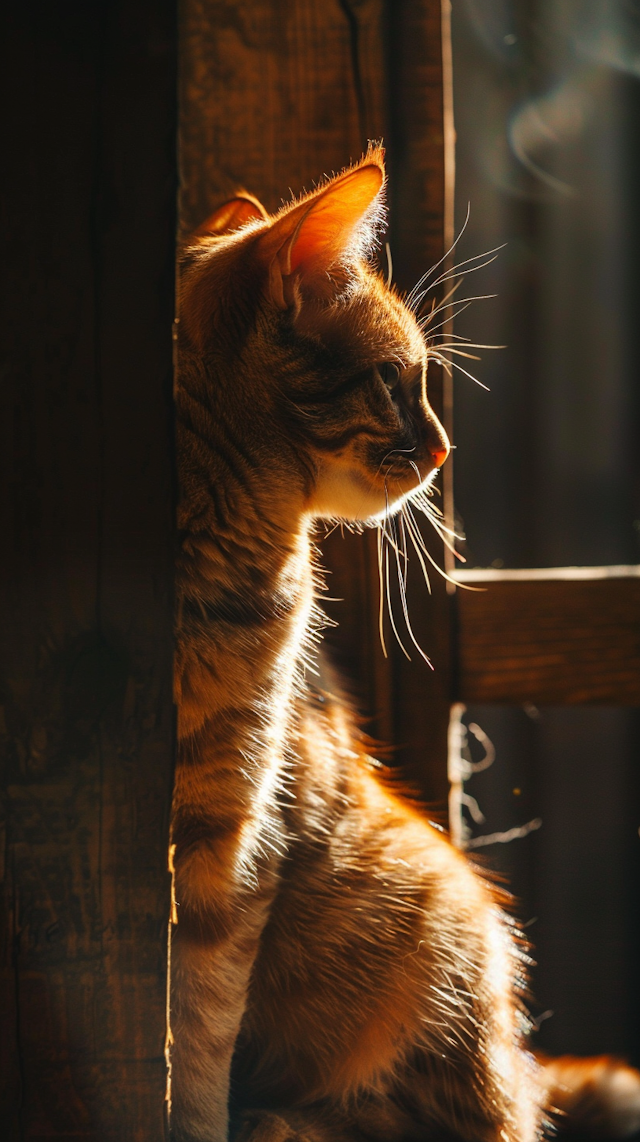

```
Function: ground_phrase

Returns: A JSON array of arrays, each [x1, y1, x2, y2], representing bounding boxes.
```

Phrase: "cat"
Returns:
[[170, 148, 640, 1142]]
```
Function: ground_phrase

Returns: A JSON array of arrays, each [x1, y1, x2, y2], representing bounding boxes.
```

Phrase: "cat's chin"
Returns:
[[310, 463, 438, 522]]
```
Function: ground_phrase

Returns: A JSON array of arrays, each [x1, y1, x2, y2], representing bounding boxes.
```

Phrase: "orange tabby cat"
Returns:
[[171, 150, 640, 1142]]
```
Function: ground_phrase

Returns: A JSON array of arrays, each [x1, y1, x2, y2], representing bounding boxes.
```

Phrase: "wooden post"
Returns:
[[180, 0, 453, 803], [0, 3, 177, 1137]]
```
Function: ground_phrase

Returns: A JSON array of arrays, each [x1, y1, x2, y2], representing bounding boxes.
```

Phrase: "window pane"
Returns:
[[451, 0, 640, 569], [451, 1, 640, 1064]]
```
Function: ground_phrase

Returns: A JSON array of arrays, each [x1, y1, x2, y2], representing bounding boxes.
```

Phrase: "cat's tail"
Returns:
[[539, 1054, 640, 1139]]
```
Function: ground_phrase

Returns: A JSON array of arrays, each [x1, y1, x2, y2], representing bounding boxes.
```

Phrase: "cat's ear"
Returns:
[[193, 193, 268, 238], [261, 155, 385, 307]]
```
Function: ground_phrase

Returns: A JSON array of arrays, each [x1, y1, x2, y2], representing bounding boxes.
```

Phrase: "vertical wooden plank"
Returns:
[[180, 0, 451, 800], [384, 0, 452, 802], [179, 0, 387, 232], [180, 0, 396, 749], [0, 2, 176, 1137]]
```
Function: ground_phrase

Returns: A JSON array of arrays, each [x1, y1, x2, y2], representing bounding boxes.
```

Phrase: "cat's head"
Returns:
[[179, 149, 449, 522]]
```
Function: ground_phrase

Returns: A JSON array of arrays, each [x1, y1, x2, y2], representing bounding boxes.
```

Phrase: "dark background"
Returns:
[[0, 3, 176, 1136]]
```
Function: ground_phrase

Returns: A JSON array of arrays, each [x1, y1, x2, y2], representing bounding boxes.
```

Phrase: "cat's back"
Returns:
[[234, 676, 502, 1108]]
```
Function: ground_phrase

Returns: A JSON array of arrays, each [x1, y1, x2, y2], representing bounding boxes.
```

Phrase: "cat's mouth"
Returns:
[[369, 455, 442, 516], [367, 410, 450, 508], [311, 445, 445, 522], [386, 460, 440, 494]]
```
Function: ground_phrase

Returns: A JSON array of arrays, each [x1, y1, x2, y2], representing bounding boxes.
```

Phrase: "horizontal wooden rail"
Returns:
[[453, 566, 640, 705]]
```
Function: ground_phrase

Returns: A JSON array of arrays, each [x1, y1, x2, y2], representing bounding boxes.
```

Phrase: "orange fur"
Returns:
[[170, 153, 640, 1142]]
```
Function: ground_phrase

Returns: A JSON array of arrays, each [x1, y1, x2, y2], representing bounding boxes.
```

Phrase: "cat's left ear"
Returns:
[[193, 193, 268, 238], [261, 154, 385, 307]]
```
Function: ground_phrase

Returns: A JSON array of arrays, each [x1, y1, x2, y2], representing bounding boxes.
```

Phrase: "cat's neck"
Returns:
[[172, 393, 319, 898], [175, 465, 315, 746]]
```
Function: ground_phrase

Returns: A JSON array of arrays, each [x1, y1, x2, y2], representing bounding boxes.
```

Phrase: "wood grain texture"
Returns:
[[180, 0, 452, 802], [456, 574, 640, 705], [179, 0, 388, 235], [370, 0, 452, 803], [0, 2, 176, 1137]]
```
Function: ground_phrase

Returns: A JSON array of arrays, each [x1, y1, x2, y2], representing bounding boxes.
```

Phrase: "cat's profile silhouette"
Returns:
[[170, 148, 640, 1142]]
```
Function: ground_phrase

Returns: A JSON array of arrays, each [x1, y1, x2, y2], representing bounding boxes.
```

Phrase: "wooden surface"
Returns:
[[455, 568, 640, 705], [180, 0, 453, 803], [180, 0, 387, 234], [0, 3, 176, 1137]]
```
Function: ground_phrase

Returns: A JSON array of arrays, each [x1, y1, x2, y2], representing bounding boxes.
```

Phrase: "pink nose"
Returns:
[[430, 445, 449, 469]]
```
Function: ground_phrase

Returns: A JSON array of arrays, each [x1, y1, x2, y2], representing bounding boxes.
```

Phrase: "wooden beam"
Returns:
[[454, 567, 640, 705]]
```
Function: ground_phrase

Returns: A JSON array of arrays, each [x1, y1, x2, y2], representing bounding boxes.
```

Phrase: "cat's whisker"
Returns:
[[382, 516, 404, 559], [413, 262, 497, 319], [385, 541, 411, 661], [404, 502, 439, 571], [406, 465, 445, 524], [436, 348, 482, 361], [422, 303, 473, 333], [422, 250, 504, 296], [393, 524, 408, 605], [399, 511, 409, 581], [410, 494, 465, 554], [404, 484, 464, 564], [406, 499, 469, 582], [375, 446, 417, 481], [429, 353, 454, 378], [377, 479, 420, 662], [385, 241, 393, 288], [434, 354, 491, 392], [412, 488, 440, 512], [407, 459, 434, 504], [410, 232, 504, 323], [414, 246, 505, 305], [411, 521, 466, 587], [427, 348, 489, 392], [392, 519, 433, 667], [420, 294, 498, 334], [415, 503, 464, 544], [393, 513, 409, 588], [401, 506, 433, 597], [434, 339, 506, 351], [413, 278, 464, 319], [405, 202, 471, 308], [403, 474, 463, 560], [423, 291, 499, 324], [377, 524, 388, 659], [422, 305, 474, 340]]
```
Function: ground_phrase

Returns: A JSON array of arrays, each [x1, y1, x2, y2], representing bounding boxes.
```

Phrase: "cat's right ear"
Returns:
[[193, 193, 269, 238], [260, 155, 385, 309]]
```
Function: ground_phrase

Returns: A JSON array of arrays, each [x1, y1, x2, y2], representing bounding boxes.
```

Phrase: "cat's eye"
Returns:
[[379, 362, 401, 391]]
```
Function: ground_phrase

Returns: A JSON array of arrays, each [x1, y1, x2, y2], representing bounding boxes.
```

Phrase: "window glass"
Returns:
[[451, 0, 640, 1063], [451, 0, 640, 570]]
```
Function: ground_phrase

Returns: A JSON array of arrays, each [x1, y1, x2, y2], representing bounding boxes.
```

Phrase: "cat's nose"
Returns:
[[430, 444, 449, 468], [426, 415, 450, 468]]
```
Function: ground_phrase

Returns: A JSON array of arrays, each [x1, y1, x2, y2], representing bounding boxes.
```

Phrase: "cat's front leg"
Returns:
[[169, 836, 280, 1142], [171, 914, 269, 1142], [233, 1108, 366, 1142]]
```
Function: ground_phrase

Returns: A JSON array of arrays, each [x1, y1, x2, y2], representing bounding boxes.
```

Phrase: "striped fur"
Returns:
[[170, 152, 640, 1142]]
